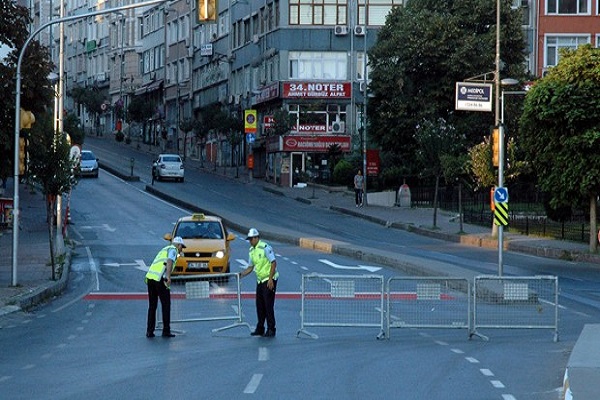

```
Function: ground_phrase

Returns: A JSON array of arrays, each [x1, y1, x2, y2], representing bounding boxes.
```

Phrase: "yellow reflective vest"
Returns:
[[145, 244, 178, 283], [249, 240, 278, 283]]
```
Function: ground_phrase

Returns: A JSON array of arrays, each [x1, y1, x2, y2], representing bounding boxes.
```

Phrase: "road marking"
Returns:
[[86, 246, 99, 291], [434, 340, 448, 346], [0, 376, 12, 382], [318, 259, 382, 273], [465, 357, 479, 363], [480, 369, 494, 376], [451, 348, 464, 354], [243, 374, 263, 394], [78, 224, 116, 232], [502, 395, 517, 400], [21, 364, 35, 370], [491, 380, 505, 388], [258, 347, 269, 361]]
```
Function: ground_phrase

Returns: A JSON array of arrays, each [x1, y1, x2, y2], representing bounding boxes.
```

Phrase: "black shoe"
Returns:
[[263, 329, 276, 337], [250, 329, 264, 336], [146, 332, 155, 338], [162, 332, 176, 338]]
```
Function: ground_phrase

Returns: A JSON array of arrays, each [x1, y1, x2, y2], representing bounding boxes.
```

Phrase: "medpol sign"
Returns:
[[455, 82, 493, 112]]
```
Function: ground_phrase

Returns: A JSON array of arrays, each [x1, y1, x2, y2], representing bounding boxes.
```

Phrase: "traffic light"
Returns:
[[492, 127, 499, 167], [19, 137, 26, 176], [20, 108, 35, 130], [198, 0, 217, 22]]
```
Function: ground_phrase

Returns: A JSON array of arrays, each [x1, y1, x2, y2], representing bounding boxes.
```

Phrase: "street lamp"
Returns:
[[497, 78, 522, 276]]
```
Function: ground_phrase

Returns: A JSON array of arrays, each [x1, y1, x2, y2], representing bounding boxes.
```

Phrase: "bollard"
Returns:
[[130, 158, 134, 176]]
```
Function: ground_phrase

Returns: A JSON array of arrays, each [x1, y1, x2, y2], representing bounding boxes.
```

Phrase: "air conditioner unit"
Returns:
[[354, 25, 365, 36], [252, 34, 260, 44], [331, 121, 345, 133], [359, 81, 367, 92], [334, 25, 348, 36]]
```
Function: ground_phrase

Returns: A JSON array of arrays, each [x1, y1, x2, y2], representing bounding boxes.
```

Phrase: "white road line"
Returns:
[[0, 376, 12, 382], [480, 369, 494, 376], [434, 340, 448, 346], [502, 395, 517, 400], [21, 364, 35, 370], [451, 348, 464, 354], [243, 374, 263, 394], [465, 357, 480, 363], [491, 380, 505, 388], [258, 347, 269, 361]]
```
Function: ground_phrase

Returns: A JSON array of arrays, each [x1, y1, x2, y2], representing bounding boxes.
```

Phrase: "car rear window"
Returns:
[[163, 156, 181, 162]]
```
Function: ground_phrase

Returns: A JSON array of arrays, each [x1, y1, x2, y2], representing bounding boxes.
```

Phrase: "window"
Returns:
[[290, 0, 347, 25], [289, 51, 347, 80], [545, 35, 590, 67], [546, 0, 589, 14]]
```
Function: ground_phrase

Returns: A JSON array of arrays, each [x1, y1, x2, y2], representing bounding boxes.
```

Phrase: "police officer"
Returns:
[[145, 236, 186, 338], [240, 228, 278, 337]]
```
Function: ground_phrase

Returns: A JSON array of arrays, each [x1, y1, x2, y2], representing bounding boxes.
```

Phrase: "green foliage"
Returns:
[[63, 113, 84, 145], [27, 112, 76, 197], [0, 0, 55, 183], [368, 0, 527, 175], [520, 44, 600, 209], [468, 138, 496, 190], [127, 96, 154, 123], [332, 159, 354, 186], [414, 118, 464, 178]]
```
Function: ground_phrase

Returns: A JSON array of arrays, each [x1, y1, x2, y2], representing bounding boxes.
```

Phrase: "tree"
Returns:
[[265, 107, 296, 137], [414, 118, 464, 228], [520, 44, 600, 252], [27, 112, 77, 280], [0, 0, 55, 185], [179, 118, 195, 160], [69, 86, 105, 135], [368, 0, 527, 176]]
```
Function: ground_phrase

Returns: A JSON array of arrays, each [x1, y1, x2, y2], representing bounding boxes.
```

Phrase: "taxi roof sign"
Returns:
[[192, 213, 206, 220]]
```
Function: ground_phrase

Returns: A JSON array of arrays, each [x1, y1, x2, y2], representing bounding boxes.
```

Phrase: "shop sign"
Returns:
[[367, 149, 380, 176], [264, 115, 274, 129], [283, 82, 351, 99], [253, 82, 280, 105], [282, 135, 351, 152], [295, 124, 327, 133]]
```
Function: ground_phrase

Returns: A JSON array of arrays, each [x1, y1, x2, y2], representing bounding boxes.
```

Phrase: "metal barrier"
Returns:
[[386, 277, 471, 339], [472, 275, 559, 342], [297, 274, 385, 339], [158, 272, 251, 334]]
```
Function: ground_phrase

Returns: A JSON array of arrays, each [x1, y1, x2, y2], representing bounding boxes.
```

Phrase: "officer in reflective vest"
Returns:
[[240, 228, 278, 337], [145, 236, 186, 338]]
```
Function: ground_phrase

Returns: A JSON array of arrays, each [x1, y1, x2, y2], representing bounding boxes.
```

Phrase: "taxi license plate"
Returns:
[[187, 262, 208, 270]]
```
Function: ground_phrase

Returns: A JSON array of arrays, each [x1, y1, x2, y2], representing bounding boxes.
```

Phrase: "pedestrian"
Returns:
[[354, 169, 364, 207], [145, 236, 186, 338], [239, 228, 278, 337]]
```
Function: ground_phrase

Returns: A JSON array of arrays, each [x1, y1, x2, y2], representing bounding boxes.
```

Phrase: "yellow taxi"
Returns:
[[164, 213, 236, 275]]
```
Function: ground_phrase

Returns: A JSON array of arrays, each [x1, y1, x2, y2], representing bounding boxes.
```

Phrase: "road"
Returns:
[[1, 157, 594, 399]]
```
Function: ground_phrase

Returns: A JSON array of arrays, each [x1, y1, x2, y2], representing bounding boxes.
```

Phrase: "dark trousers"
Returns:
[[147, 278, 171, 334], [355, 188, 363, 205], [255, 280, 277, 332]]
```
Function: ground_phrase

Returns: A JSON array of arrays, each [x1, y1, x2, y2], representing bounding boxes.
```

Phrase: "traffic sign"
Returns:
[[246, 133, 255, 143], [494, 187, 509, 203], [494, 202, 509, 226]]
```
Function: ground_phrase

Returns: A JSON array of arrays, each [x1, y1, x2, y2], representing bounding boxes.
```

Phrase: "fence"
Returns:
[[472, 275, 559, 342], [297, 274, 385, 339], [386, 277, 471, 339], [158, 272, 251, 334]]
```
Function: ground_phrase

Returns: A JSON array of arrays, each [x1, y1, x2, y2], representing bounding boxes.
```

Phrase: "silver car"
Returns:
[[152, 154, 184, 182], [77, 150, 99, 178]]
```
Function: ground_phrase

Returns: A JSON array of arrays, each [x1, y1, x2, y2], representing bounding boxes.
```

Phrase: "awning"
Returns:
[[134, 79, 163, 96]]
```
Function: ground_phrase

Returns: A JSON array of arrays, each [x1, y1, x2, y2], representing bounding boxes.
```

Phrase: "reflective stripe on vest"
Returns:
[[145, 244, 177, 282], [249, 240, 278, 283]]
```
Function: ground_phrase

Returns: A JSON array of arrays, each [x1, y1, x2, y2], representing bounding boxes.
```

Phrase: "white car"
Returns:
[[152, 154, 184, 182]]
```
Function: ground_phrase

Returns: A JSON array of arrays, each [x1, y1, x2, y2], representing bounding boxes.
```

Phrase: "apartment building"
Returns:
[[29, 0, 550, 186]]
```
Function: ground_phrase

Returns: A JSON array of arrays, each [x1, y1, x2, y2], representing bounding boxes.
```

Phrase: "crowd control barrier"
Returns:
[[386, 277, 471, 339], [472, 275, 559, 342], [297, 273, 385, 339], [158, 272, 251, 334]]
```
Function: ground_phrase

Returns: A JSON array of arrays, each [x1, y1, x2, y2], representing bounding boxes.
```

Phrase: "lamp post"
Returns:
[[361, 26, 368, 207], [497, 78, 521, 276]]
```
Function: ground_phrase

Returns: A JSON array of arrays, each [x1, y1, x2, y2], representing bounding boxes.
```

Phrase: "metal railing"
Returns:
[[158, 272, 251, 334], [297, 273, 385, 339]]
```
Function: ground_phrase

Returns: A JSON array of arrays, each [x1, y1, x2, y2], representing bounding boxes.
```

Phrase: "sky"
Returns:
[[0, 42, 13, 64]]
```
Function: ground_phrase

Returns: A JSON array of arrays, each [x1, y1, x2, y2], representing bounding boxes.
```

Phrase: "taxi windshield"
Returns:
[[176, 221, 223, 239]]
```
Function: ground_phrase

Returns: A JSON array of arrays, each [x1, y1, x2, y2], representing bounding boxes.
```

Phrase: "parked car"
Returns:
[[76, 150, 99, 178], [164, 213, 236, 276], [152, 154, 184, 182]]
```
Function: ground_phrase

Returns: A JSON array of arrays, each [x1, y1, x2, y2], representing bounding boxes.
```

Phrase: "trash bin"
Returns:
[[397, 184, 411, 208]]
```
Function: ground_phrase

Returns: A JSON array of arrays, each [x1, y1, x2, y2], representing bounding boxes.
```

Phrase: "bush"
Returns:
[[332, 159, 354, 186], [115, 131, 124, 142]]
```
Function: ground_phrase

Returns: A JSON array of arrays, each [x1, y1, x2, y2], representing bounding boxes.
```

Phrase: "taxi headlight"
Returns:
[[215, 250, 225, 259]]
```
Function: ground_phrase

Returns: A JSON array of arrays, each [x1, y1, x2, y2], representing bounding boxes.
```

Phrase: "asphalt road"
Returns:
[[0, 158, 586, 399]]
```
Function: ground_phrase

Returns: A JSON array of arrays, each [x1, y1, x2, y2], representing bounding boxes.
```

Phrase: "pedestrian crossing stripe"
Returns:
[[494, 202, 509, 226]]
